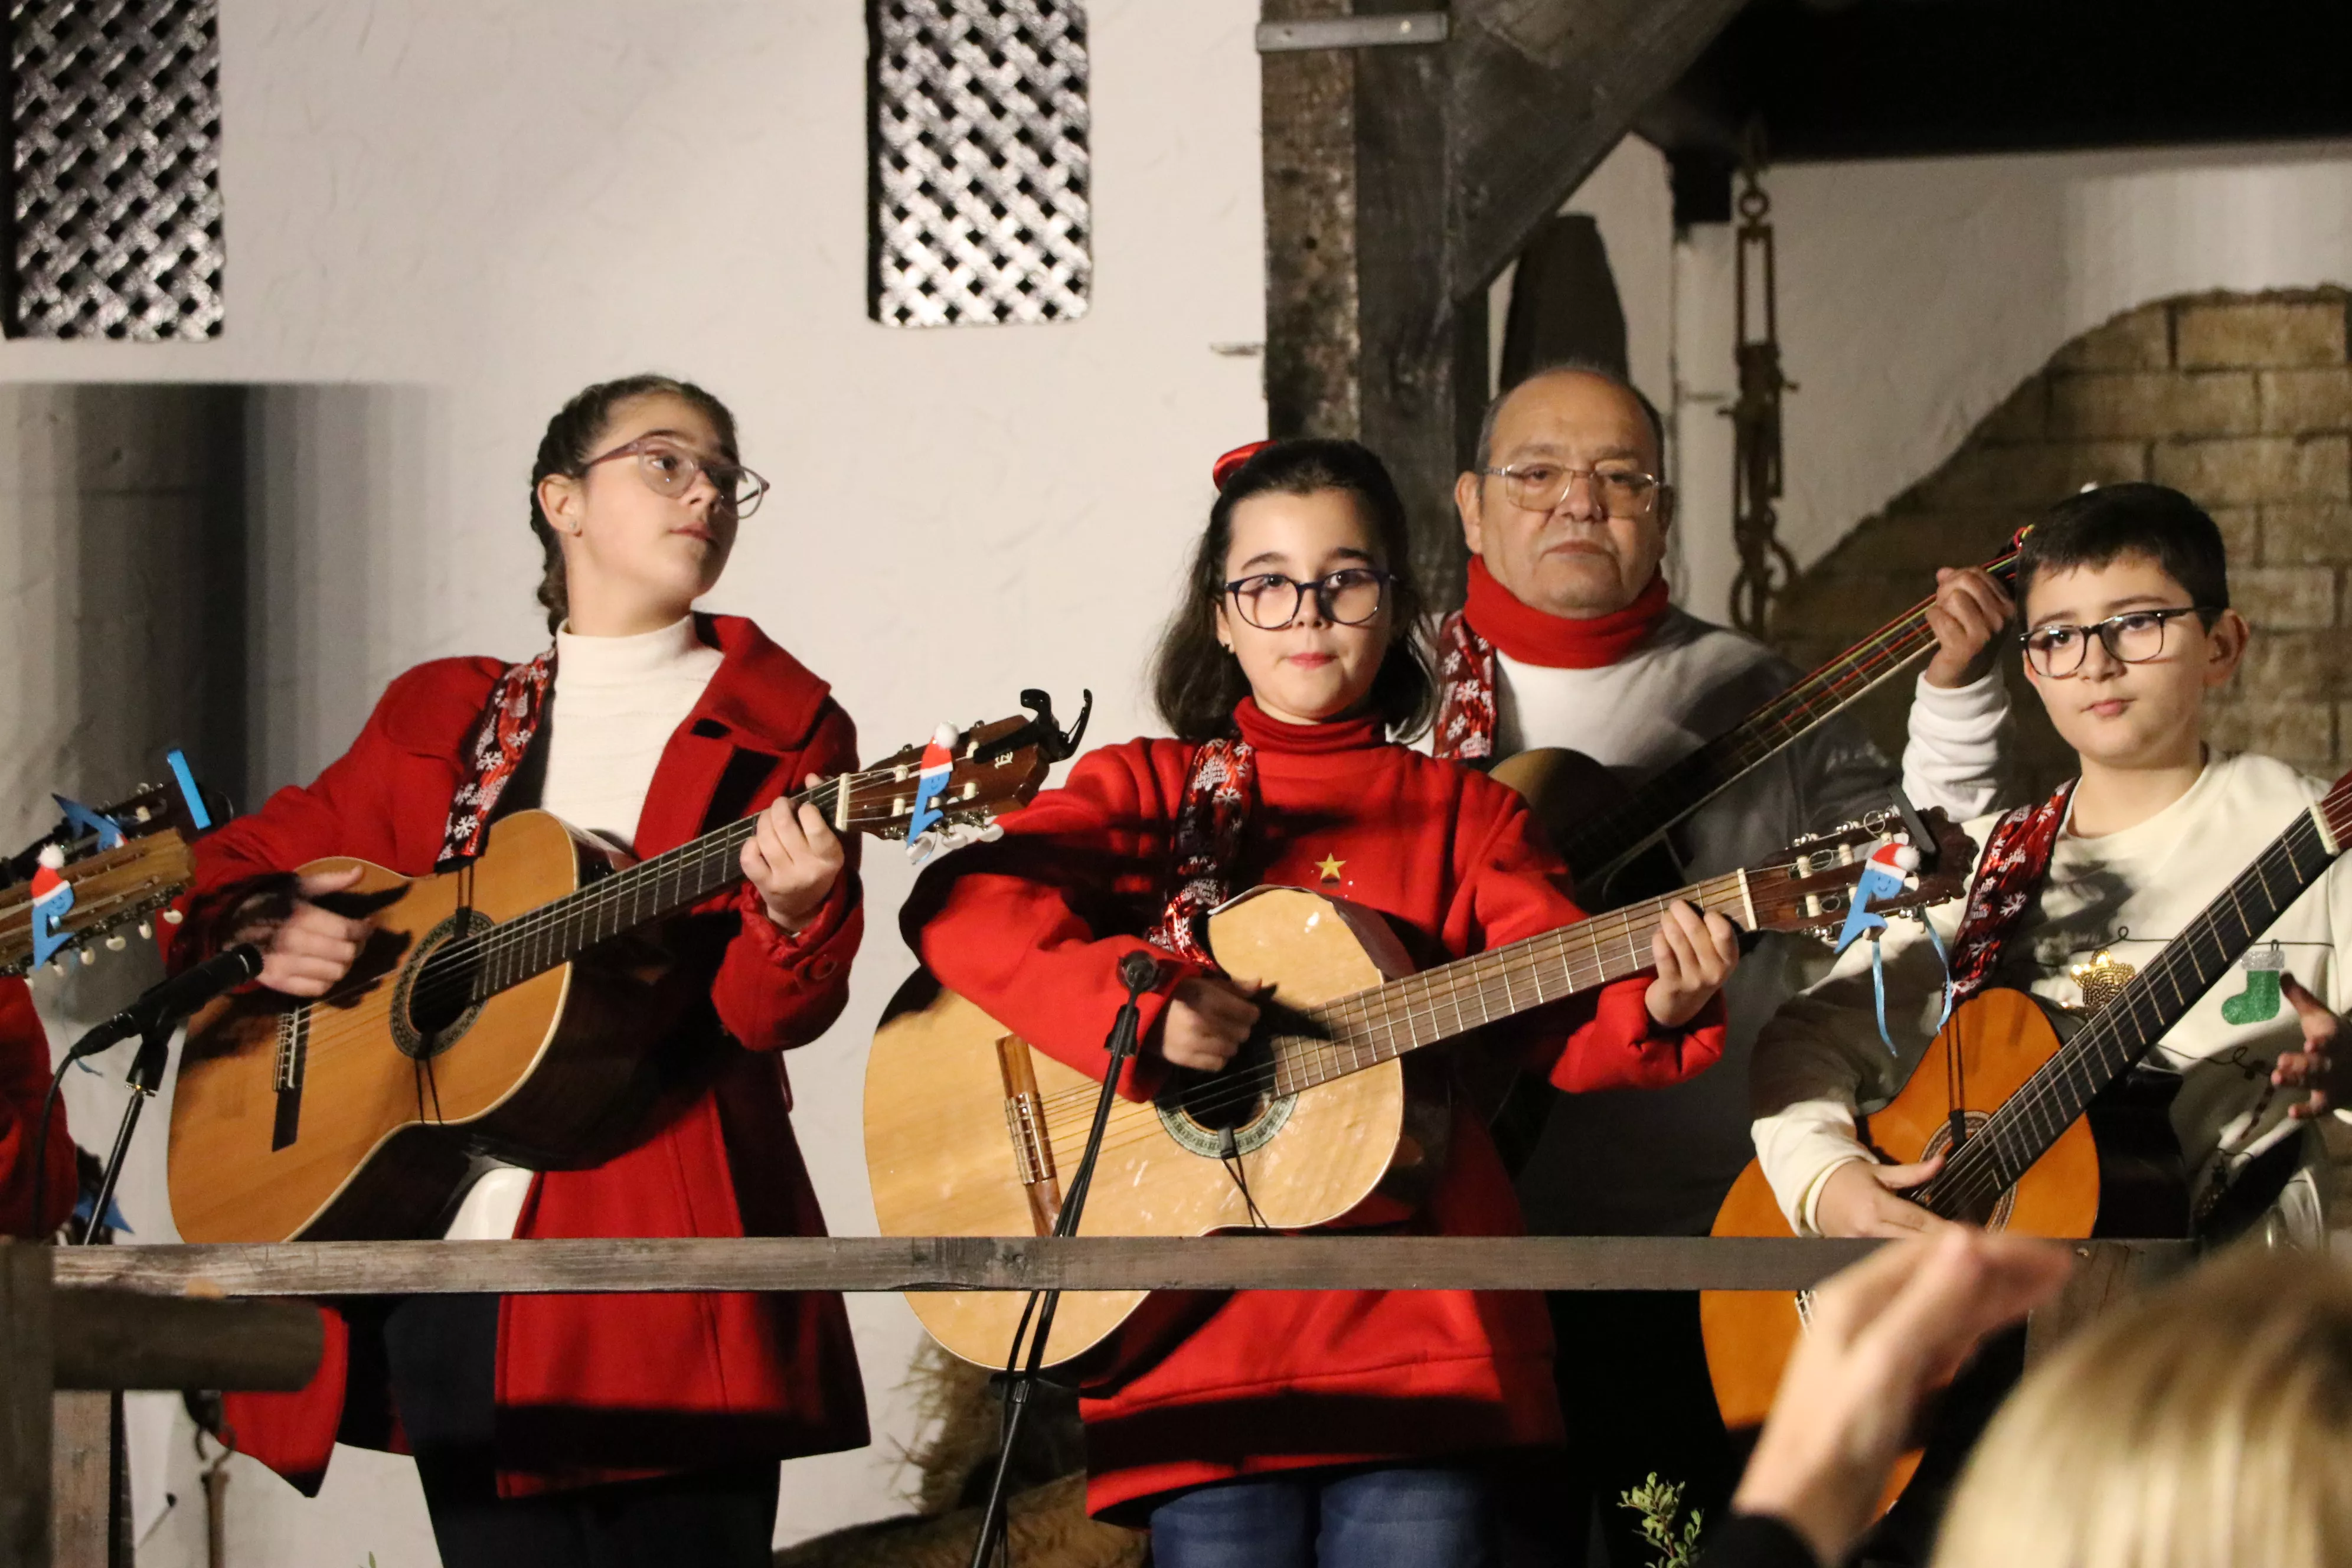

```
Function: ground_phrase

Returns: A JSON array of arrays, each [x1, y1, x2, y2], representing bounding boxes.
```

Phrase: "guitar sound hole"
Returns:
[[1921, 1113, 2017, 1230], [1156, 1037, 1297, 1159], [393, 911, 491, 1061]]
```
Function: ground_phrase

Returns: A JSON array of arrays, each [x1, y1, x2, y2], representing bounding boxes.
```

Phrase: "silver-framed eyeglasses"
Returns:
[[1479, 461, 1661, 518], [583, 436, 770, 518], [2020, 606, 2216, 678], [1223, 567, 1393, 631]]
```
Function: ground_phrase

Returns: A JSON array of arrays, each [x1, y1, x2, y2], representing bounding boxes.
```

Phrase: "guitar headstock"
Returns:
[[0, 766, 214, 978], [837, 689, 1091, 855], [1743, 805, 1978, 940]]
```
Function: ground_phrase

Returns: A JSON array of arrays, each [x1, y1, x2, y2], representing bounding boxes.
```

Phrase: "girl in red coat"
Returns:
[[174, 375, 867, 1566], [902, 438, 1738, 1567], [0, 978, 76, 1238]]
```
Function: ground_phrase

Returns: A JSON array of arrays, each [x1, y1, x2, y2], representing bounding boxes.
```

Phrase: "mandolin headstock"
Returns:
[[843, 689, 1092, 857], [1743, 805, 1978, 940], [0, 765, 217, 978]]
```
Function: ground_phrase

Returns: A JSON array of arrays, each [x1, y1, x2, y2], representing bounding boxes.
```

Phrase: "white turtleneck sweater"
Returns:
[[442, 616, 724, 1242]]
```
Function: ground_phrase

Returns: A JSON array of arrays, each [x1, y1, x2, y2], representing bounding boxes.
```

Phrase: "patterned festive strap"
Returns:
[[1946, 778, 2077, 1002], [1431, 610, 1497, 763], [1145, 736, 1257, 967], [436, 645, 558, 868]]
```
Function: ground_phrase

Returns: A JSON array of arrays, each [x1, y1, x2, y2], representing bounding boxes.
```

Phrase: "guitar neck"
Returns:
[[1919, 796, 2346, 1219], [470, 775, 850, 996], [1562, 550, 2021, 881], [1270, 869, 1755, 1096]]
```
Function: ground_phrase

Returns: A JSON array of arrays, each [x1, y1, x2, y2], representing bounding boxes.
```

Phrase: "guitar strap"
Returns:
[[1145, 737, 1257, 968], [1432, 610, 1498, 763], [1947, 777, 2078, 1002], [437, 644, 558, 869]]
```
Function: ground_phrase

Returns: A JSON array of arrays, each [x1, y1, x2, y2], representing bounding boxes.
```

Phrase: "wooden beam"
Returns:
[[1259, 0, 1746, 602], [52, 1235, 2197, 1299], [50, 1291, 321, 1393], [0, 1244, 53, 1568], [1445, 0, 1750, 302]]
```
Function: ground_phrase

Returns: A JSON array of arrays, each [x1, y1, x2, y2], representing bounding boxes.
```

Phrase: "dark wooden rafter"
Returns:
[[1261, 0, 1746, 598]]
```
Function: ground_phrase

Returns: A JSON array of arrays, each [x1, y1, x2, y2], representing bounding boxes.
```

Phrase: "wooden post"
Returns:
[[1260, 0, 1747, 600], [48, 1393, 119, 1568], [0, 1243, 54, 1568]]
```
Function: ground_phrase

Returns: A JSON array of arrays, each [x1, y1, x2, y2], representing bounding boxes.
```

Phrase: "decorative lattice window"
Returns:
[[9, 0, 224, 339], [868, 0, 1090, 328]]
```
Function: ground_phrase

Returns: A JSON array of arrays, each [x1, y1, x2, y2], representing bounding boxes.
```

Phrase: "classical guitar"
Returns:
[[1496, 540, 2021, 903], [167, 693, 1088, 1246], [1701, 763, 2352, 1512], [868, 805, 1976, 1367], [0, 760, 215, 976]]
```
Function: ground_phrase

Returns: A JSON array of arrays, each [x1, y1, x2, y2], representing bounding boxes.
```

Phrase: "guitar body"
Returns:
[[867, 885, 1448, 1367], [1700, 987, 2187, 1511], [168, 809, 686, 1244]]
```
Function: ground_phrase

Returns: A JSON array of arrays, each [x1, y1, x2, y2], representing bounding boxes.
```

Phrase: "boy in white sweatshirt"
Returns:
[[1751, 482, 2352, 1242]]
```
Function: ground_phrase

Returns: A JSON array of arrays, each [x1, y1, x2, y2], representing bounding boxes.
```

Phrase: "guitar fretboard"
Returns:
[[1560, 550, 2020, 883], [1265, 870, 1754, 1097], [1920, 795, 2347, 1220]]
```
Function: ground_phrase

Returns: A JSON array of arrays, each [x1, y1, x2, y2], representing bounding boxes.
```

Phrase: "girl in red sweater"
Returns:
[[903, 438, 1737, 1566], [175, 375, 865, 1567]]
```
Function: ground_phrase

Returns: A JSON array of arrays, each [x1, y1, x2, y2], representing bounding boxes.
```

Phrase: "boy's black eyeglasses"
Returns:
[[1223, 568, 1393, 631], [2020, 606, 2217, 678]]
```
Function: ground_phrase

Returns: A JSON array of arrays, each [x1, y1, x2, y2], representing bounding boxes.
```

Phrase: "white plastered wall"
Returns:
[[14, 5, 2352, 1561], [3, 3, 1266, 1563]]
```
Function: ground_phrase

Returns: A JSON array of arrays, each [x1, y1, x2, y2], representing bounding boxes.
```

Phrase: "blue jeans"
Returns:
[[1148, 1465, 1498, 1568]]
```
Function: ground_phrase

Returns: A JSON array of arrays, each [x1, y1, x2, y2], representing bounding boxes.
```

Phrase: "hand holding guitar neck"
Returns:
[[741, 776, 846, 932], [1922, 564, 2018, 689]]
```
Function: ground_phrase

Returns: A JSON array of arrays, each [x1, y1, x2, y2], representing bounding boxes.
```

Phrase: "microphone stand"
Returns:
[[81, 1016, 175, 1247], [967, 953, 1157, 1568]]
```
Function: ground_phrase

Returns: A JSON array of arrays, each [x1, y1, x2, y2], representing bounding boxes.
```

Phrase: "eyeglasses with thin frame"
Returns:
[[582, 436, 770, 518], [2020, 605, 2217, 678], [1479, 461, 1662, 518], [1223, 567, 1393, 631]]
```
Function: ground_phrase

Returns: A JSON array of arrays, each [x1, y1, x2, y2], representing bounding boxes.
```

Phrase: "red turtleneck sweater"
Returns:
[[903, 699, 1724, 1521]]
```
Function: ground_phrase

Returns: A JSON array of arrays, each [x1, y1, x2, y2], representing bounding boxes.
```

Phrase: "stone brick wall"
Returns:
[[1772, 288, 2352, 799]]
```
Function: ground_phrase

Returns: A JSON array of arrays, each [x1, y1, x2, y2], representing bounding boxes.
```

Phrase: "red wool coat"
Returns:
[[903, 699, 1726, 1521], [0, 979, 76, 1239], [171, 615, 870, 1497]]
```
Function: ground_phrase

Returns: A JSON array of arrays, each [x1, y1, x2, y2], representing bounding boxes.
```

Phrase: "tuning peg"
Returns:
[[106, 935, 126, 951], [48, 961, 63, 976], [77, 949, 93, 966], [161, 909, 183, 925], [136, 921, 152, 939]]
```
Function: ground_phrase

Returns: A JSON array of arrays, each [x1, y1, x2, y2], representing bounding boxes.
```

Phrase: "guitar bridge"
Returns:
[[270, 1005, 310, 1151], [996, 1034, 1063, 1235]]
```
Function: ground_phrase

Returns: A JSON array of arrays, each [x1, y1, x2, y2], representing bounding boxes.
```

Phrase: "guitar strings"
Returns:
[[1022, 878, 1758, 1133], [1567, 568, 1990, 864], [1923, 817, 2328, 1219], [258, 766, 937, 1076]]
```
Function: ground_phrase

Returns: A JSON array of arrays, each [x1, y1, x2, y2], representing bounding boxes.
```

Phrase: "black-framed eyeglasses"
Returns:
[[2020, 606, 2217, 678], [1223, 567, 1393, 631], [583, 436, 770, 518], [1479, 461, 1661, 518]]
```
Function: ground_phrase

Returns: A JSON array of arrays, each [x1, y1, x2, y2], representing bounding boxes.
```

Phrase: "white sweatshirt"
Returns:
[[1504, 606, 2014, 1236], [1752, 751, 2350, 1237], [442, 616, 723, 1242]]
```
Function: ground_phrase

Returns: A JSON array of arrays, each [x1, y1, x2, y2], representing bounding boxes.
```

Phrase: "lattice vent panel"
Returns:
[[10, 0, 224, 339], [868, 0, 1090, 328]]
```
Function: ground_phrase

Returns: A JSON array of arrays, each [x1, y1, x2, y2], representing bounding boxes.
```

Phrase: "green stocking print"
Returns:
[[2221, 942, 2285, 1026]]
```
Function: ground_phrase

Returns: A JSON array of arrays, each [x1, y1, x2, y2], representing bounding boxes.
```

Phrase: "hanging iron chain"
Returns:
[[1727, 157, 1798, 638]]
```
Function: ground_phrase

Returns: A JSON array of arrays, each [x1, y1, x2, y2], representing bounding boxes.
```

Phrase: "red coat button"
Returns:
[[806, 954, 839, 983]]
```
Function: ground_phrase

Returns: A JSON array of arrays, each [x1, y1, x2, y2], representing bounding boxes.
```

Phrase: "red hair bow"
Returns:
[[1211, 440, 1273, 492]]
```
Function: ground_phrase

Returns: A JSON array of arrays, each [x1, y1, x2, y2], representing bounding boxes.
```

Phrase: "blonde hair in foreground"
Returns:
[[1933, 1247, 2352, 1568]]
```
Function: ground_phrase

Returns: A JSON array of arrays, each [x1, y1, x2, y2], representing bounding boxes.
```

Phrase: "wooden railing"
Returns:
[[4, 1235, 2199, 1567]]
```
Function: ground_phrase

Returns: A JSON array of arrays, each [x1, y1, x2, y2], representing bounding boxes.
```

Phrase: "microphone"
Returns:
[[64, 943, 265, 1066], [1118, 949, 1163, 998]]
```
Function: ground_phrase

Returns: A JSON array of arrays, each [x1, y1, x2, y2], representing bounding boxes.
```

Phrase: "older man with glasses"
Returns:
[[1439, 362, 2015, 1567]]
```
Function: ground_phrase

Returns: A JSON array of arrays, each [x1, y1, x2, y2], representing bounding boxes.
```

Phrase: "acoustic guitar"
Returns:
[[1, 765, 214, 977], [1701, 763, 2352, 1510], [167, 694, 1087, 1246], [868, 805, 1975, 1367], [1498, 540, 2021, 904]]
